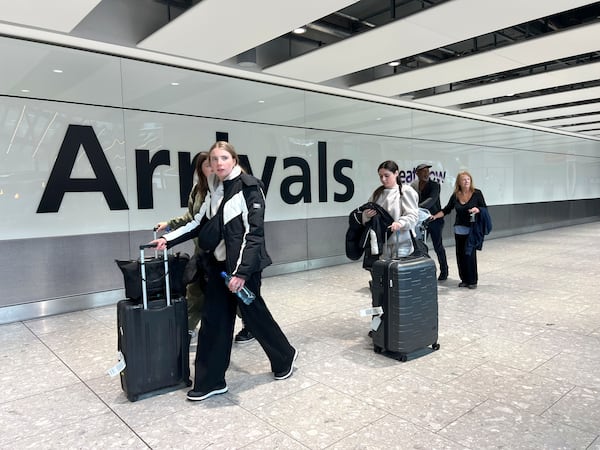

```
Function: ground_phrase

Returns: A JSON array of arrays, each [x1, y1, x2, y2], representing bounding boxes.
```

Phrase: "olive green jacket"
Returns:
[[167, 184, 205, 251]]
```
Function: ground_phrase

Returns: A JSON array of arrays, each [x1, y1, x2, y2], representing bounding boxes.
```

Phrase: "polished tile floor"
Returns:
[[2, 222, 600, 449]]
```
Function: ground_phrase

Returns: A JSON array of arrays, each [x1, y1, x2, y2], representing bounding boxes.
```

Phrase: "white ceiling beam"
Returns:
[[264, 0, 596, 83], [503, 101, 600, 122], [416, 61, 600, 108], [138, 0, 359, 63], [0, 0, 101, 32], [463, 86, 600, 116], [537, 113, 600, 127], [351, 21, 600, 96], [559, 122, 600, 131]]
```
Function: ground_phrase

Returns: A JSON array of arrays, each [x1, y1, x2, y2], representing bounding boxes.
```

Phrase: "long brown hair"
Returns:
[[371, 160, 401, 200], [194, 152, 209, 199], [453, 171, 475, 195]]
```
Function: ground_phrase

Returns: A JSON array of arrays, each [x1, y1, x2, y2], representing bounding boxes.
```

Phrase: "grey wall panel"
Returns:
[[2, 198, 598, 323], [2, 233, 127, 307], [307, 216, 348, 259], [265, 220, 308, 265]]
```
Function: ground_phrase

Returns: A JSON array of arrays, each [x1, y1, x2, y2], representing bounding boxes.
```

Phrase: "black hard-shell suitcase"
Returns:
[[117, 244, 191, 402], [370, 255, 440, 361]]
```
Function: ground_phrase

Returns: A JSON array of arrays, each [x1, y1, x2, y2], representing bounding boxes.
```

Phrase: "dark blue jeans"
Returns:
[[427, 217, 448, 274]]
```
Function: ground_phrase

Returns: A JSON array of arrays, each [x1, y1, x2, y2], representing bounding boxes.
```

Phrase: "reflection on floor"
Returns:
[[1, 222, 600, 449]]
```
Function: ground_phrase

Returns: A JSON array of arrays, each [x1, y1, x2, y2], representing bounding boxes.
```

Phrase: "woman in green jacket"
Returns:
[[156, 152, 211, 332]]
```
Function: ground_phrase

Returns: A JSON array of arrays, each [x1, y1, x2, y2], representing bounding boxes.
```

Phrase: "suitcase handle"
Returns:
[[381, 230, 401, 260], [139, 246, 171, 310]]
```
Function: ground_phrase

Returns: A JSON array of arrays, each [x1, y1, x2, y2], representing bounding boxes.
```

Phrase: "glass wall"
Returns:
[[0, 36, 599, 320]]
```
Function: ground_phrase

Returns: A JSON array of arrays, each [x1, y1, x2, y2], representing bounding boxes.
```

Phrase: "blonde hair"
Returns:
[[454, 171, 475, 195], [209, 141, 238, 163], [208, 141, 247, 173]]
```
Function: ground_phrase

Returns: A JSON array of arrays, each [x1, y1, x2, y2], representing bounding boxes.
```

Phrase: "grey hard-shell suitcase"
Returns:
[[117, 244, 191, 402], [370, 254, 440, 361]]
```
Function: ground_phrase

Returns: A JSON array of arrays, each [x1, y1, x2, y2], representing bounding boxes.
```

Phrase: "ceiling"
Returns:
[[2, 0, 600, 138]]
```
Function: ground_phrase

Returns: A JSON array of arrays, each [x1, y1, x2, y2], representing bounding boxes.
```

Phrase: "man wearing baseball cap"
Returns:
[[411, 163, 449, 281]]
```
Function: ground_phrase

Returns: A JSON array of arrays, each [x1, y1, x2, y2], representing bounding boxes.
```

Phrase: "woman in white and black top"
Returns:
[[362, 160, 419, 263], [152, 141, 297, 402]]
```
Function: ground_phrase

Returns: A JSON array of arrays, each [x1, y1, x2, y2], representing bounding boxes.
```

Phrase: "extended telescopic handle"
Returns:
[[138, 245, 170, 310]]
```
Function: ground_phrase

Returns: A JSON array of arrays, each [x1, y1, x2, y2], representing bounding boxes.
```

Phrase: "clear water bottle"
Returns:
[[220, 272, 255, 305]]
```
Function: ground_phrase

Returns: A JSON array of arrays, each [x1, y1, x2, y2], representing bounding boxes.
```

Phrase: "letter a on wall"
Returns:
[[37, 125, 128, 213]]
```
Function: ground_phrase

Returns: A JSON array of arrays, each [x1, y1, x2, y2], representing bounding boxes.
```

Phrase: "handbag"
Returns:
[[182, 251, 209, 286], [115, 252, 190, 302], [380, 230, 429, 260], [197, 213, 223, 252], [409, 229, 430, 258], [197, 195, 225, 252]]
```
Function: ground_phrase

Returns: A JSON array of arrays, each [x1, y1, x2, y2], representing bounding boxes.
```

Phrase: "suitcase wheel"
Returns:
[[373, 345, 382, 354], [432, 343, 441, 351], [186, 378, 193, 387], [395, 353, 408, 362]]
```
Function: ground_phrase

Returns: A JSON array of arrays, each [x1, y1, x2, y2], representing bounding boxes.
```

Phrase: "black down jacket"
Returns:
[[345, 202, 394, 264]]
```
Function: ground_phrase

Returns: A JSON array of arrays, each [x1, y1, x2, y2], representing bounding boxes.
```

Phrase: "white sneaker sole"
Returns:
[[187, 386, 228, 401], [274, 348, 299, 380]]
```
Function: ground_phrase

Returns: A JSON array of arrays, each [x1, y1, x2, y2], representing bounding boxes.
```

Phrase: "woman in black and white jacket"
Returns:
[[152, 141, 297, 402]]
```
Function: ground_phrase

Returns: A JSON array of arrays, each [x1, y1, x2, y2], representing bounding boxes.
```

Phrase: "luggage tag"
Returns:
[[106, 351, 126, 377], [359, 306, 383, 317], [359, 306, 384, 332], [371, 316, 382, 332]]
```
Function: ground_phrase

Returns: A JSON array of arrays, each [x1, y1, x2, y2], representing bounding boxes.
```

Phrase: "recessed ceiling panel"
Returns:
[[504, 101, 600, 122], [463, 86, 600, 116], [559, 122, 600, 131], [264, 0, 595, 83], [138, 0, 359, 63], [417, 61, 600, 108], [538, 113, 600, 127], [352, 21, 600, 96], [0, 0, 101, 32]]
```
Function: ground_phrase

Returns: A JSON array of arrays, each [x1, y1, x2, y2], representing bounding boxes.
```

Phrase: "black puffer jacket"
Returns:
[[345, 202, 393, 264], [220, 173, 272, 278], [164, 172, 272, 280]]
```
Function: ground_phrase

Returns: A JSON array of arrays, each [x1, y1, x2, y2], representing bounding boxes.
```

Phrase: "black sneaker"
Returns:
[[274, 348, 299, 380], [234, 328, 255, 344], [186, 384, 228, 401], [437, 272, 448, 281]]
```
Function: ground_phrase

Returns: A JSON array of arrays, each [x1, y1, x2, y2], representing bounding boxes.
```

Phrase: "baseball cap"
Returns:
[[416, 163, 432, 171]]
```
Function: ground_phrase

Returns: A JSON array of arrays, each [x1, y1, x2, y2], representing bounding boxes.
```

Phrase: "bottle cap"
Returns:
[[220, 271, 227, 278]]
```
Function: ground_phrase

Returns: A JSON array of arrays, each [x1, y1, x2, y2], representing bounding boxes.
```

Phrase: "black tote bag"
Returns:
[[116, 252, 190, 302]]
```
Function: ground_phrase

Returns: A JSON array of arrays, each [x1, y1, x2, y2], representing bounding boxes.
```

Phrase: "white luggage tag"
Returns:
[[106, 351, 126, 377], [371, 316, 382, 331], [359, 306, 383, 317], [359, 306, 384, 332]]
